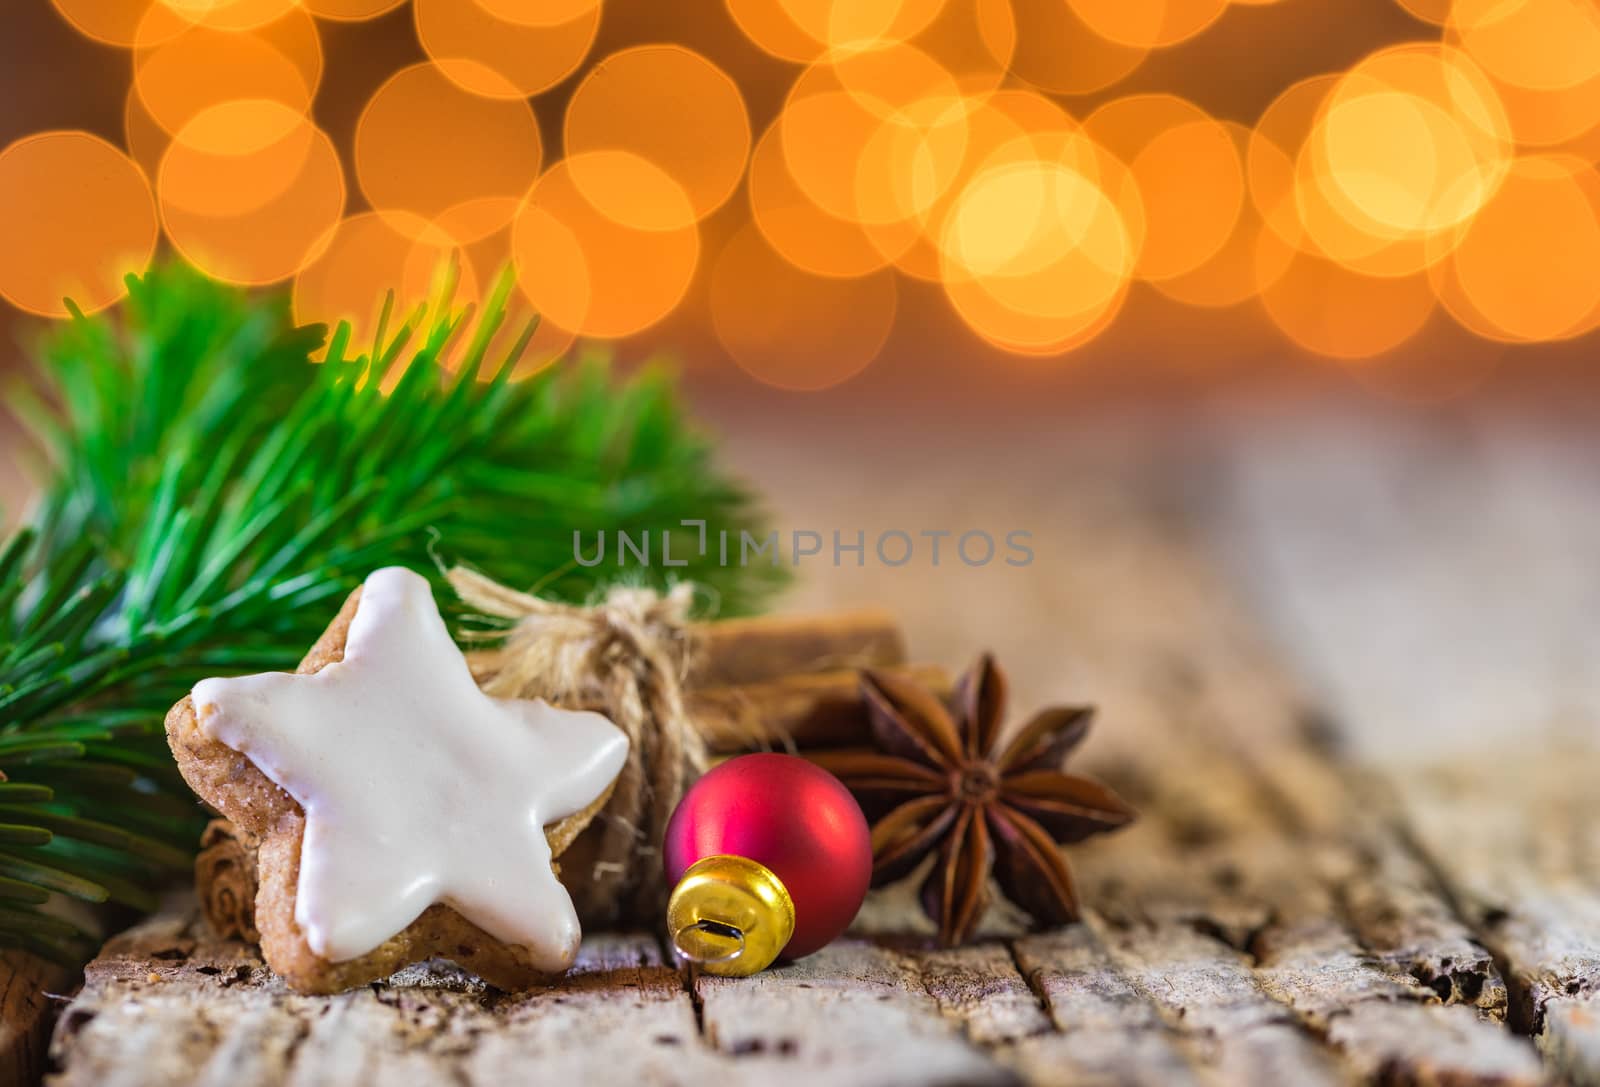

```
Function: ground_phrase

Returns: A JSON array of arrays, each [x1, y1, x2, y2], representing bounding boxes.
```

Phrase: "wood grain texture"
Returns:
[[38, 406, 1600, 1085], [0, 953, 66, 1087]]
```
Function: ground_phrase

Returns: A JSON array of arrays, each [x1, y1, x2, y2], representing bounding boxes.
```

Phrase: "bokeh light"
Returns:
[[23, 0, 1600, 379], [724, 0, 828, 63], [1436, 154, 1600, 342], [908, 0, 1016, 97], [1007, 0, 1150, 95], [780, 43, 966, 228], [356, 62, 542, 244], [1259, 237, 1436, 358], [1153, 121, 1286, 307], [123, 83, 169, 183], [712, 222, 898, 391], [1314, 44, 1510, 239], [1085, 94, 1244, 281], [1395, 0, 1452, 27], [511, 152, 698, 338], [292, 211, 478, 349], [941, 156, 1136, 355], [50, 0, 181, 47], [749, 120, 910, 277], [1066, 0, 1229, 49], [565, 46, 750, 221], [157, 0, 301, 32], [1450, 0, 1600, 149], [1451, 0, 1600, 94], [0, 131, 158, 317], [725, 0, 947, 63], [133, 7, 322, 137], [300, 0, 407, 20], [159, 100, 346, 285], [1248, 60, 1509, 282], [1251, 74, 1339, 249], [473, 0, 601, 27], [414, 0, 602, 98], [882, 88, 1081, 282]]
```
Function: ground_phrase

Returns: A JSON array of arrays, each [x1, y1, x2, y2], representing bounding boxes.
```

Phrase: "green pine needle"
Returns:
[[0, 261, 785, 961]]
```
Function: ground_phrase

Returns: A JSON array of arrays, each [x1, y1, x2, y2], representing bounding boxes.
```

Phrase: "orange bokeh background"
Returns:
[[4, 0, 1600, 399]]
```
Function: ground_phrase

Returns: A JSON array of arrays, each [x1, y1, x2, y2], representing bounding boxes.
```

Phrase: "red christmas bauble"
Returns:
[[664, 753, 872, 960]]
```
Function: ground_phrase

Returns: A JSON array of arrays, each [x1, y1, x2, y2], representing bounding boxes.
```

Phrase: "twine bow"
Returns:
[[446, 566, 705, 924]]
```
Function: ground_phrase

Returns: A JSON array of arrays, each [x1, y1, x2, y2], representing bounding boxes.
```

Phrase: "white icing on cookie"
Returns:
[[191, 566, 628, 970]]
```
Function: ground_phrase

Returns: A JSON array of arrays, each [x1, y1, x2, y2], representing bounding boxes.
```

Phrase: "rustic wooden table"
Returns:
[[38, 399, 1600, 1086]]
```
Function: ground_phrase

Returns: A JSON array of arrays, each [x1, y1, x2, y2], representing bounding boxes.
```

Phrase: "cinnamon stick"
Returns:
[[690, 665, 951, 752], [687, 609, 906, 687]]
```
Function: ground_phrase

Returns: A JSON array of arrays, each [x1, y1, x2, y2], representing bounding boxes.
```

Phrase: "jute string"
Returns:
[[446, 566, 705, 924]]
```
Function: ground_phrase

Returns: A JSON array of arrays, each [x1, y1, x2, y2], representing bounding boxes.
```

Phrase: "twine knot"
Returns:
[[446, 567, 705, 924]]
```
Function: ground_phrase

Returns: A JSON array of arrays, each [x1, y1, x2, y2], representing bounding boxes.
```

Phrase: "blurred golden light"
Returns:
[[1249, 61, 1501, 280], [1086, 95, 1243, 281], [563, 150, 701, 233], [565, 46, 750, 221], [158, 100, 311, 213], [711, 222, 898, 391], [511, 153, 698, 337], [414, 0, 601, 98], [725, 0, 827, 63], [1065, 0, 1229, 49], [33, 0, 1600, 364], [816, 0, 947, 49], [123, 84, 169, 183], [473, 0, 601, 28], [841, 52, 973, 233], [292, 211, 478, 349], [1450, 0, 1600, 147], [1251, 74, 1337, 248], [780, 44, 966, 226], [968, 124, 1148, 275], [0, 131, 158, 317], [870, 88, 1077, 281], [1314, 45, 1510, 237], [911, 0, 1016, 96], [356, 62, 541, 245], [1007, 0, 1150, 95], [1439, 155, 1600, 342], [1290, 140, 1439, 277], [856, 100, 973, 231], [159, 101, 345, 285], [941, 157, 1135, 354], [458, 218, 577, 379], [157, 0, 301, 32], [1486, 66, 1600, 149], [51, 0, 182, 47], [1319, 95, 1473, 235], [295, 209, 566, 381], [748, 120, 911, 277], [133, 7, 321, 137], [724, 0, 945, 62], [1258, 237, 1435, 358], [1153, 121, 1289, 306], [1248, 46, 1508, 281], [300, 0, 406, 19], [1452, 0, 1600, 93], [1394, 0, 1451, 26]]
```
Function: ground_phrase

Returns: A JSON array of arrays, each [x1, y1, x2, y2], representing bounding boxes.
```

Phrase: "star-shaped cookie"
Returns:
[[166, 566, 628, 993]]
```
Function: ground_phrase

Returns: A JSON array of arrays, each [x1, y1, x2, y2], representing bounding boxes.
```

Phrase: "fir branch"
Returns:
[[0, 261, 785, 960]]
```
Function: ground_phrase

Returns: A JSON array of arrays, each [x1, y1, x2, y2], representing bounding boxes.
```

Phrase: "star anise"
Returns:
[[809, 655, 1134, 946]]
